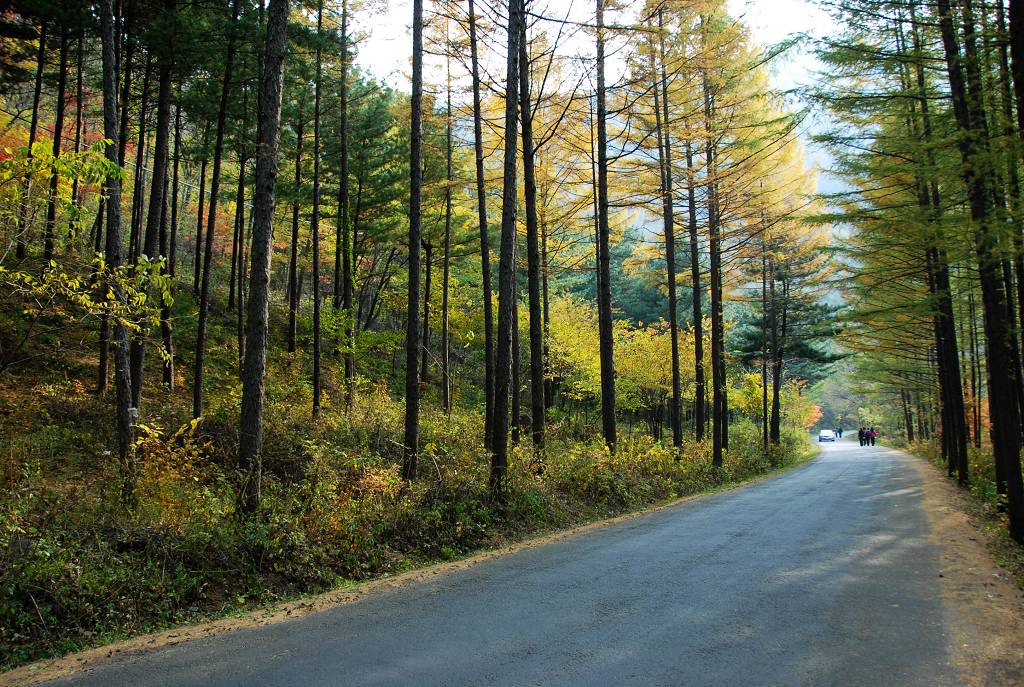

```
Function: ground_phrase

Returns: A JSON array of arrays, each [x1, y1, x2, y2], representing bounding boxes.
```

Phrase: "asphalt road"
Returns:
[[48, 439, 959, 687]]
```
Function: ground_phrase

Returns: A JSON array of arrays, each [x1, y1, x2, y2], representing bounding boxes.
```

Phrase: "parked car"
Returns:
[[818, 429, 836, 442]]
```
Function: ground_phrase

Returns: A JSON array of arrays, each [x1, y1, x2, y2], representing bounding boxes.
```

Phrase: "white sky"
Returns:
[[351, 0, 837, 93], [348, 0, 840, 183]]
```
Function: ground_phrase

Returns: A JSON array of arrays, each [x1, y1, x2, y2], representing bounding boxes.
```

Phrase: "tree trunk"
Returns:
[[338, 0, 354, 407], [467, 0, 495, 451], [937, 0, 1024, 541], [130, 23, 173, 409], [312, 0, 324, 417], [234, 160, 247, 365], [421, 241, 432, 384], [16, 21, 46, 261], [194, 0, 243, 419], [159, 174, 174, 389], [128, 55, 152, 266], [442, 47, 453, 414], [654, 14, 682, 449], [193, 126, 209, 295], [703, 68, 725, 467], [239, 0, 289, 513], [170, 101, 181, 277], [288, 111, 304, 353], [491, 0, 523, 492], [595, 0, 617, 451], [100, 0, 137, 506], [71, 29, 84, 215], [43, 28, 69, 264], [684, 134, 705, 441], [404, 0, 425, 480], [519, 26, 545, 454]]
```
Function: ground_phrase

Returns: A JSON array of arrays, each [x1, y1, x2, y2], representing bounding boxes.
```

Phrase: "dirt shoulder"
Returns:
[[0, 457, 816, 687], [903, 451, 1024, 686]]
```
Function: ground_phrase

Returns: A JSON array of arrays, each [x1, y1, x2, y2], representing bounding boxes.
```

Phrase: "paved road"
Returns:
[[49, 439, 959, 687]]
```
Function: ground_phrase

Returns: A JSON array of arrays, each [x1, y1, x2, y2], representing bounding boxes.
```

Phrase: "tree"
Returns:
[[238, 0, 289, 513], [404, 0, 424, 480]]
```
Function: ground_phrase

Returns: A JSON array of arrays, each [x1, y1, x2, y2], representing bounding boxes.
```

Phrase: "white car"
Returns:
[[818, 429, 836, 442]]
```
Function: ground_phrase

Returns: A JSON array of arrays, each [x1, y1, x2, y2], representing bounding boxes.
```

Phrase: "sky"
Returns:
[[348, 0, 840, 183], [351, 0, 837, 92]]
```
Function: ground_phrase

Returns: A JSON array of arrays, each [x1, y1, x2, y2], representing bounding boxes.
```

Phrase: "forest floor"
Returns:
[[6, 438, 1023, 686]]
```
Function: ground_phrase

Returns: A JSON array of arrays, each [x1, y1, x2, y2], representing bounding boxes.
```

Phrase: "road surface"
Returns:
[[47, 439, 962, 686]]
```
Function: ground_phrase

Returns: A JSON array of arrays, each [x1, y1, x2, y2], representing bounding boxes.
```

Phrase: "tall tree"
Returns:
[[99, 0, 136, 504], [519, 16, 545, 453], [491, 0, 523, 491], [311, 0, 324, 417], [403, 0, 424, 480], [936, 0, 1023, 540], [466, 0, 495, 452], [594, 0, 617, 450], [239, 0, 290, 513]]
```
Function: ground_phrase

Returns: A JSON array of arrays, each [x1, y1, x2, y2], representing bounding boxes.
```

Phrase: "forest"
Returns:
[[1, 0, 1021, 673]]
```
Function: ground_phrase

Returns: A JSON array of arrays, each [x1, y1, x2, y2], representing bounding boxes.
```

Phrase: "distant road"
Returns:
[[48, 439, 962, 686]]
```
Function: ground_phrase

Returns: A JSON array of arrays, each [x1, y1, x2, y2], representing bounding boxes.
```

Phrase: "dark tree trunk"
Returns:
[[100, 0, 136, 505], [442, 53, 453, 414], [170, 101, 181, 277], [595, 0, 617, 451], [234, 160, 247, 365], [937, 0, 1024, 542], [761, 235, 769, 453], [288, 111, 303, 353], [512, 267, 521, 446], [193, 126, 209, 295], [541, 212, 553, 409], [902, 389, 915, 443], [491, 0, 523, 492], [130, 23, 173, 409], [159, 175, 174, 389], [71, 30, 84, 214], [128, 55, 152, 266], [968, 288, 983, 451], [769, 278, 785, 445], [703, 69, 724, 467], [906, 7, 970, 485], [194, 0, 243, 419], [338, 0, 354, 406], [312, 0, 324, 417], [404, 0, 424, 480], [43, 28, 68, 264], [654, 14, 682, 449], [519, 26, 545, 453], [16, 21, 46, 261], [684, 135, 705, 441], [468, 0, 495, 451], [238, 0, 289, 513], [421, 241, 432, 384]]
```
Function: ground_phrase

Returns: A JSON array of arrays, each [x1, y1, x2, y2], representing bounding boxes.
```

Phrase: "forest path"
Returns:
[[42, 439, 1020, 686]]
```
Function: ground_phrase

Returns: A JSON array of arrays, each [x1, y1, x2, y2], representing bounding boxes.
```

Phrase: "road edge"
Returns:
[[898, 447, 1024, 686], [1, 450, 819, 687]]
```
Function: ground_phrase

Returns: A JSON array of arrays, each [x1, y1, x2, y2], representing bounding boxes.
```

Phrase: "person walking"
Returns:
[[870, 427, 877, 446], [858, 427, 864, 446]]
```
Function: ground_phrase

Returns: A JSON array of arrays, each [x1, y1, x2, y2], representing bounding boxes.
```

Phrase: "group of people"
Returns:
[[858, 427, 878, 446]]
